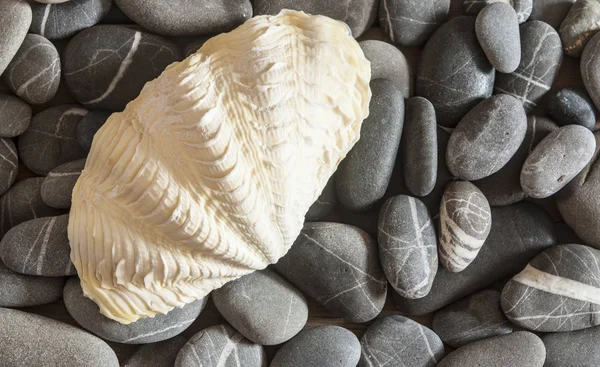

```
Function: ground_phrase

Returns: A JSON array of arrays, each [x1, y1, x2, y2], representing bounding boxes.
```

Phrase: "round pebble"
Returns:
[[76, 110, 111, 152], [29, 0, 111, 40], [0, 261, 65, 307], [581, 31, 600, 111], [359, 40, 413, 98], [124, 336, 187, 367], [0, 138, 18, 196], [41, 158, 86, 209], [548, 88, 596, 130], [0, 94, 31, 137], [475, 3, 521, 73], [559, 0, 600, 57], [0, 0, 32, 75]]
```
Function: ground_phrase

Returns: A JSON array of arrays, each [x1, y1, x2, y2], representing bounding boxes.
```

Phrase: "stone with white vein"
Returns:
[[559, 0, 600, 57], [29, 0, 111, 40], [464, 0, 532, 23], [41, 159, 85, 209], [0, 0, 32, 76], [378, 195, 437, 299], [502, 243, 600, 332], [76, 110, 111, 152], [0, 94, 31, 138], [0, 139, 18, 196], [305, 175, 337, 221], [359, 40, 413, 98], [0, 261, 65, 307], [581, 32, 600, 111]]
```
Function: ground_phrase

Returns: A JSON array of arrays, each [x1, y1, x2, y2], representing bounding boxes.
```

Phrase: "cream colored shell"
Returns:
[[68, 10, 372, 324]]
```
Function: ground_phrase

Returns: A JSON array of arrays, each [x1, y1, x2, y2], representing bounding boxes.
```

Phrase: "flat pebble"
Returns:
[[359, 40, 413, 98], [581, 31, 600, 111], [41, 158, 86, 209], [530, 0, 575, 28], [305, 175, 337, 221], [0, 94, 31, 137], [0, 0, 31, 75], [0, 307, 119, 367], [464, 0, 532, 23], [64, 276, 206, 344], [548, 88, 596, 130], [475, 3, 521, 73], [559, 0, 600, 57], [0, 139, 18, 196], [271, 326, 360, 367], [76, 110, 111, 152], [124, 336, 187, 367], [420, 126, 454, 216], [275, 222, 387, 323], [542, 326, 600, 367], [0, 261, 65, 307], [359, 315, 444, 367], [29, 0, 111, 40]]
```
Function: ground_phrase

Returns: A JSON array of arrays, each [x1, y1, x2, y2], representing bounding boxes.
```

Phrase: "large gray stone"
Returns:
[[124, 336, 187, 367], [542, 326, 600, 367], [0, 261, 65, 307], [475, 3, 521, 73], [0, 0, 32, 75], [41, 159, 86, 209], [559, 0, 600, 57], [29, 0, 111, 40], [0, 139, 18, 196], [581, 31, 600, 111], [0, 94, 31, 137], [548, 88, 596, 130], [359, 40, 413, 98]]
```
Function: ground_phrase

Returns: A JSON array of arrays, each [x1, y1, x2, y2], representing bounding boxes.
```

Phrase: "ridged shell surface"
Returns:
[[68, 10, 372, 324]]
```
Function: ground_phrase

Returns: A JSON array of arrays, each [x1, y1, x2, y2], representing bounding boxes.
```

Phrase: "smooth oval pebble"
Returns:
[[437, 331, 545, 367], [63, 277, 206, 344], [0, 307, 119, 367], [359, 40, 413, 98], [63, 25, 180, 111], [548, 88, 596, 130], [76, 110, 111, 152], [502, 243, 600, 332], [29, 0, 111, 40], [41, 159, 85, 209], [542, 326, 600, 367], [420, 126, 454, 217], [0, 94, 31, 137], [274, 222, 387, 323], [530, 0, 575, 28], [336, 79, 404, 211], [0, 0, 32, 75], [559, 0, 600, 57], [359, 315, 445, 367], [212, 268, 308, 345], [0, 138, 18, 196], [124, 336, 187, 367], [0, 215, 74, 277], [520, 125, 596, 198], [0, 261, 65, 307], [475, 3, 521, 73], [271, 326, 360, 367], [175, 325, 266, 367], [378, 195, 437, 299], [446, 94, 527, 181], [581, 32, 600, 111], [464, 0, 533, 23]]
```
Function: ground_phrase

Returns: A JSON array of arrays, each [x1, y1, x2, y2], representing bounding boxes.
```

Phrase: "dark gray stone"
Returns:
[[212, 269, 308, 345], [275, 222, 387, 323], [41, 158, 86, 209], [63, 25, 180, 111], [0, 0, 31, 75], [581, 31, 600, 111], [437, 331, 545, 367], [359, 40, 413, 98], [378, 195, 437, 299], [402, 97, 437, 197], [495, 21, 563, 111], [0, 138, 18, 196], [76, 110, 111, 152], [271, 326, 360, 367], [475, 3, 521, 73], [124, 336, 187, 367], [417, 16, 495, 127], [559, 0, 600, 57], [394, 203, 557, 315], [432, 289, 513, 348], [0, 308, 119, 367], [336, 79, 404, 211], [530, 0, 575, 28], [100, 2, 134, 24], [30, 0, 111, 40], [0, 94, 31, 137], [464, 0, 532, 23], [548, 88, 596, 130], [18, 105, 88, 175], [64, 276, 206, 344], [521, 125, 596, 198], [542, 326, 600, 367], [420, 126, 454, 216], [446, 94, 527, 181], [0, 261, 65, 307], [0, 215, 74, 277], [175, 325, 266, 367], [115, 0, 251, 36], [306, 175, 336, 221], [502, 243, 600, 332], [359, 315, 444, 367], [183, 37, 211, 58]]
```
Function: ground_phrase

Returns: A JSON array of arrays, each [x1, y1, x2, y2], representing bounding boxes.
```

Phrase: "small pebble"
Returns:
[[420, 126, 454, 216], [41, 159, 86, 209], [548, 88, 596, 130], [464, 0, 532, 23], [0, 139, 18, 196], [475, 3, 521, 73], [76, 110, 111, 152], [29, 0, 111, 40], [359, 40, 413, 98], [0, 94, 31, 137], [0, 261, 65, 307], [581, 31, 600, 111], [124, 336, 187, 367], [305, 175, 337, 221], [542, 326, 600, 367], [559, 0, 600, 57], [0, 0, 32, 75], [530, 0, 575, 28]]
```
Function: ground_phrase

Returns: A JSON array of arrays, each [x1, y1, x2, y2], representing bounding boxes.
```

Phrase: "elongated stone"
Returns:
[[420, 126, 454, 216], [359, 40, 413, 98], [559, 0, 600, 57], [0, 261, 65, 307], [581, 32, 600, 111], [475, 3, 521, 73], [0, 94, 31, 138], [29, 0, 111, 39], [41, 159, 85, 209], [548, 88, 596, 130], [0, 0, 32, 75], [0, 139, 18, 196], [542, 326, 600, 367]]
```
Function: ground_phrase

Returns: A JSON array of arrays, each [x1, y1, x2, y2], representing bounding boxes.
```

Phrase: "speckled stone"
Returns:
[[559, 0, 600, 57], [548, 88, 596, 130], [0, 94, 31, 137], [359, 40, 413, 98], [0, 308, 119, 367], [359, 315, 445, 367], [41, 159, 85, 209], [475, 3, 521, 73], [0, 261, 65, 307], [446, 94, 527, 181], [0, 0, 32, 75], [271, 326, 361, 367], [581, 32, 600, 111], [212, 269, 308, 345], [0, 139, 18, 196], [275, 222, 387, 323], [530, 0, 575, 28], [542, 326, 600, 367], [76, 110, 111, 152], [521, 125, 596, 198], [464, 0, 532, 23], [124, 336, 187, 367], [63, 277, 206, 344], [417, 16, 494, 127], [29, 0, 111, 40]]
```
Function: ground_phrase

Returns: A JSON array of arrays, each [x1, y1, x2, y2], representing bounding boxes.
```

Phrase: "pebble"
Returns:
[[0, 261, 65, 307], [115, 0, 251, 36], [559, 0, 600, 57], [18, 105, 88, 175], [520, 125, 596, 198], [124, 336, 187, 367], [41, 159, 86, 209], [0, 139, 18, 196], [432, 289, 514, 348], [0, 177, 63, 237], [394, 203, 556, 315], [305, 176, 337, 221], [437, 331, 546, 367], [183, 37, 210, 58], [0, 307, 119, 367], [76, 110, 111, 152], [446, 94, 527, 181], [175, 325, 266, 367], [378, 195, 437, 299], [0, 215, 74, 277], [212, 268, 308, 345], [63, 25, 180, 111], [502, 243, 600, 332], [0, 0, 32, 75], [0, 94, 31, 137], [336, 79, 404, 211], [581, 32, 600, 111], [542, 326, 600, 367], [464, 0, 532, 23], [475, 3, 521, 73], [495, 20, 563, 111], [274, 222, 387, 323], [29, 0, 111, 40], [359, 40, 413, 98], [63, 276, 206, 344], [3, 34, 60, 105], [379, 0, 450, 47], [402, 97, 437, 197], [530, 0, 575, 28], [439, 181, 492, 273], [420, 126, 454, 216], [359, 315, 445, 367], [417, 16, 494, 127], [548, 88, 596, 130], [271, 326, 360, 367]]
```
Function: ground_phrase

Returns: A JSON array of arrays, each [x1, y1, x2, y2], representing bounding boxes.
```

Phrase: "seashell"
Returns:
[[68, 10, 372, 324]]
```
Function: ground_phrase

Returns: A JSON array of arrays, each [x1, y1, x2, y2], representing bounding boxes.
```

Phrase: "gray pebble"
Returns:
[[446, 94, 527, 181], [212, 269, 308, 345], [305, 175, 337, 221], [124, 336, 187, 367], [0, 0, 32, 75], [464, 0, 532, 23], [100, 2, 134, 24], [359, 40, 413, 98], [542, 326, 600, 367], [29, 0, 111, 40], [559, 0, 600, 57], [183, 37, 211, 58], [275, 222, 387, 323], [0, 94, 31, 137], [76, 110, 111, 152], [530, 0, 575, 28], [0, 261, 65, 307], [420, 126, 454, 217], [581, 31, 600, 111], [0, 139, 18, 196], [271, 326, 360, 367], [548, 88, 596, 130], [63, 276, 207, 344], [520, 125, 596, 198], [41, 158, 86, 209], [475, 3, 521, 73]]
